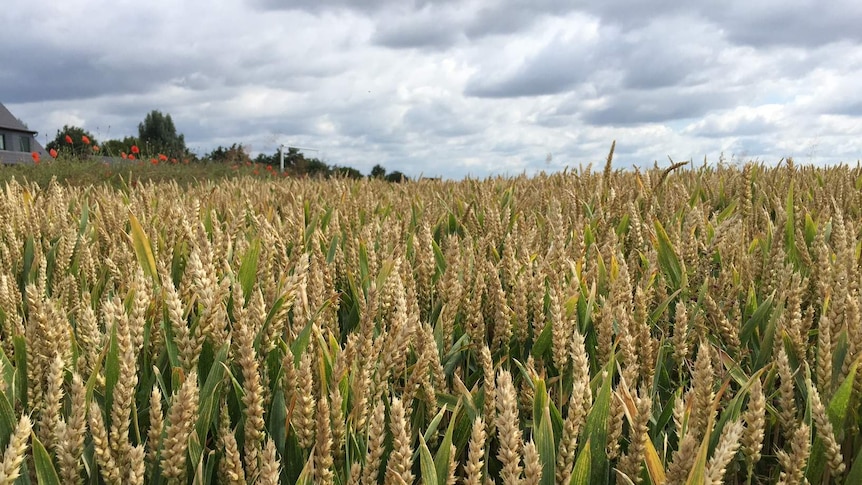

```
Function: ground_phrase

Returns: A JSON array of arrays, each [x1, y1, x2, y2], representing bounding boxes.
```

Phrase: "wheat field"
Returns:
[[0, 156, 859, 484]]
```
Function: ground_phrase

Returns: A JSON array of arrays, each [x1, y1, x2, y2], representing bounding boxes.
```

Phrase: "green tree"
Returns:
[[250, 147, 366, 179], [205, 144, 251, 164], [46, 125, 99, 159], [254, 152, 278, 166], [280, 147, 305, 168], [101, 136, 141, 157], [331, 166, 363, 179], [298, 157, 330, 177], [385, 170, 408, 183], [272, 147, 331, 176], [370, 164, 386, 179], [138, 110, 187, 158]]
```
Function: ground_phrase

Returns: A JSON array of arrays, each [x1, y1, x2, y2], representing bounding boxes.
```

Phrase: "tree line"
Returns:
[[46, 110, 408, 181]]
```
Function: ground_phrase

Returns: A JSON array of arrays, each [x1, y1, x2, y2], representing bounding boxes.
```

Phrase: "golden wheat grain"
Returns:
[[523, 439, 542, 484], [665, 430, 699, 485], [606, 384, 625, 461], [0, 415, 31, 485], [463, 416, 486, 485], [384, 396, 414, 485], [314, 394, 335, 485], [362, 399, 386, 485], [217, 402, 246, 485], [619, 386, 652, 484], [257, 438, 281, 485], [776, 346, 797, 436], [741, 377, 765, 466], [776, 423, 811, 485], [234, 301, 266, 478], [148, 385, 163, 469], [496, 369, 523, 485], [690, 342, 715, 439], [2, 161, 862, 484], [704, 420, 744, 485], [161, 371, 199, 482], [808, 374, 845, 475], [295, 350, 316, 449], [127, 445, 146, 485], [55, 372, 86, 485], [88, 401, 122, 485]]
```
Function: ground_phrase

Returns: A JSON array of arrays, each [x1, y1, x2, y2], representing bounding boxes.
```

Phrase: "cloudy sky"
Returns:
[[3, 0, 861, 178]]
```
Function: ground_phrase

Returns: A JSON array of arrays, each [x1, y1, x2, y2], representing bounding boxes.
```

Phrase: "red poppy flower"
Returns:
[[158, 154, 168, 162], [92, 145, 100, 152], [49, 148, 58, 158], [129, 154, 136, 160], [121, 152, 128, 159], [81, 135, 90, 145], [131, 145, 140, 154], [151, 158, 158, 165], [31, 152, 40, 163], [65, 135, 73, 144]]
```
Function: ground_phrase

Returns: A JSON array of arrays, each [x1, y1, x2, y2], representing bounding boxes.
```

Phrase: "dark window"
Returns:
[[0, 134, 5, 150], [18, 136, 30, 152]]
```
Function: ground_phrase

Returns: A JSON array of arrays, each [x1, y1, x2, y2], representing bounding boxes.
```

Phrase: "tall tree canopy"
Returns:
[[138, 110, 187, 158], [370, 164, 386, 179]]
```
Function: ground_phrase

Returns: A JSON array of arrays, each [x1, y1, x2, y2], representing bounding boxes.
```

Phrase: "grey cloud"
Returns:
[[465, 37, 597, 97], [0, 45, 161, 103], [579, 0, 700, 29], [370, 0, 564, 50], [464, 16, 724, 99], [463, 0, 576, 38], [613, 21, 723, 90], [581, 89, 733, 125], [463, 5, 540, 38], [715, 2, 862, 47], [828, 100, 862, 117], [403, 101, 484, 137], [534, 113, 574, 128], [588, 0, 862, 48], [372, 28, 460, 49], [184, 116, 313, 144], [330, 108, 408, 149], [371, 12, 463, 49], [0, 32, 348, 106], [466, 70, 583, 98], [256, 0, 580, 49], [250, 0, 455, 14], [251, 0, 399, 12]]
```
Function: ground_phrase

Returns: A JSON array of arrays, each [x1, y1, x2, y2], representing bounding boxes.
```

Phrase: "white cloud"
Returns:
[[682, 105, 786, 138]]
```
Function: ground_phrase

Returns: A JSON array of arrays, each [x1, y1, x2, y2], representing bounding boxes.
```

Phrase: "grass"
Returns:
[[0, 157, 288, 188]]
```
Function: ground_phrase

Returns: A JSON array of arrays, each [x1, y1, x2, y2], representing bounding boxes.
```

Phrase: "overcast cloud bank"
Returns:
[[3, 0, 861, 178]]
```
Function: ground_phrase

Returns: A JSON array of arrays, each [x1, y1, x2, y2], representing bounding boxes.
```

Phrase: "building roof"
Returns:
[[0, 102, 37, 134]]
